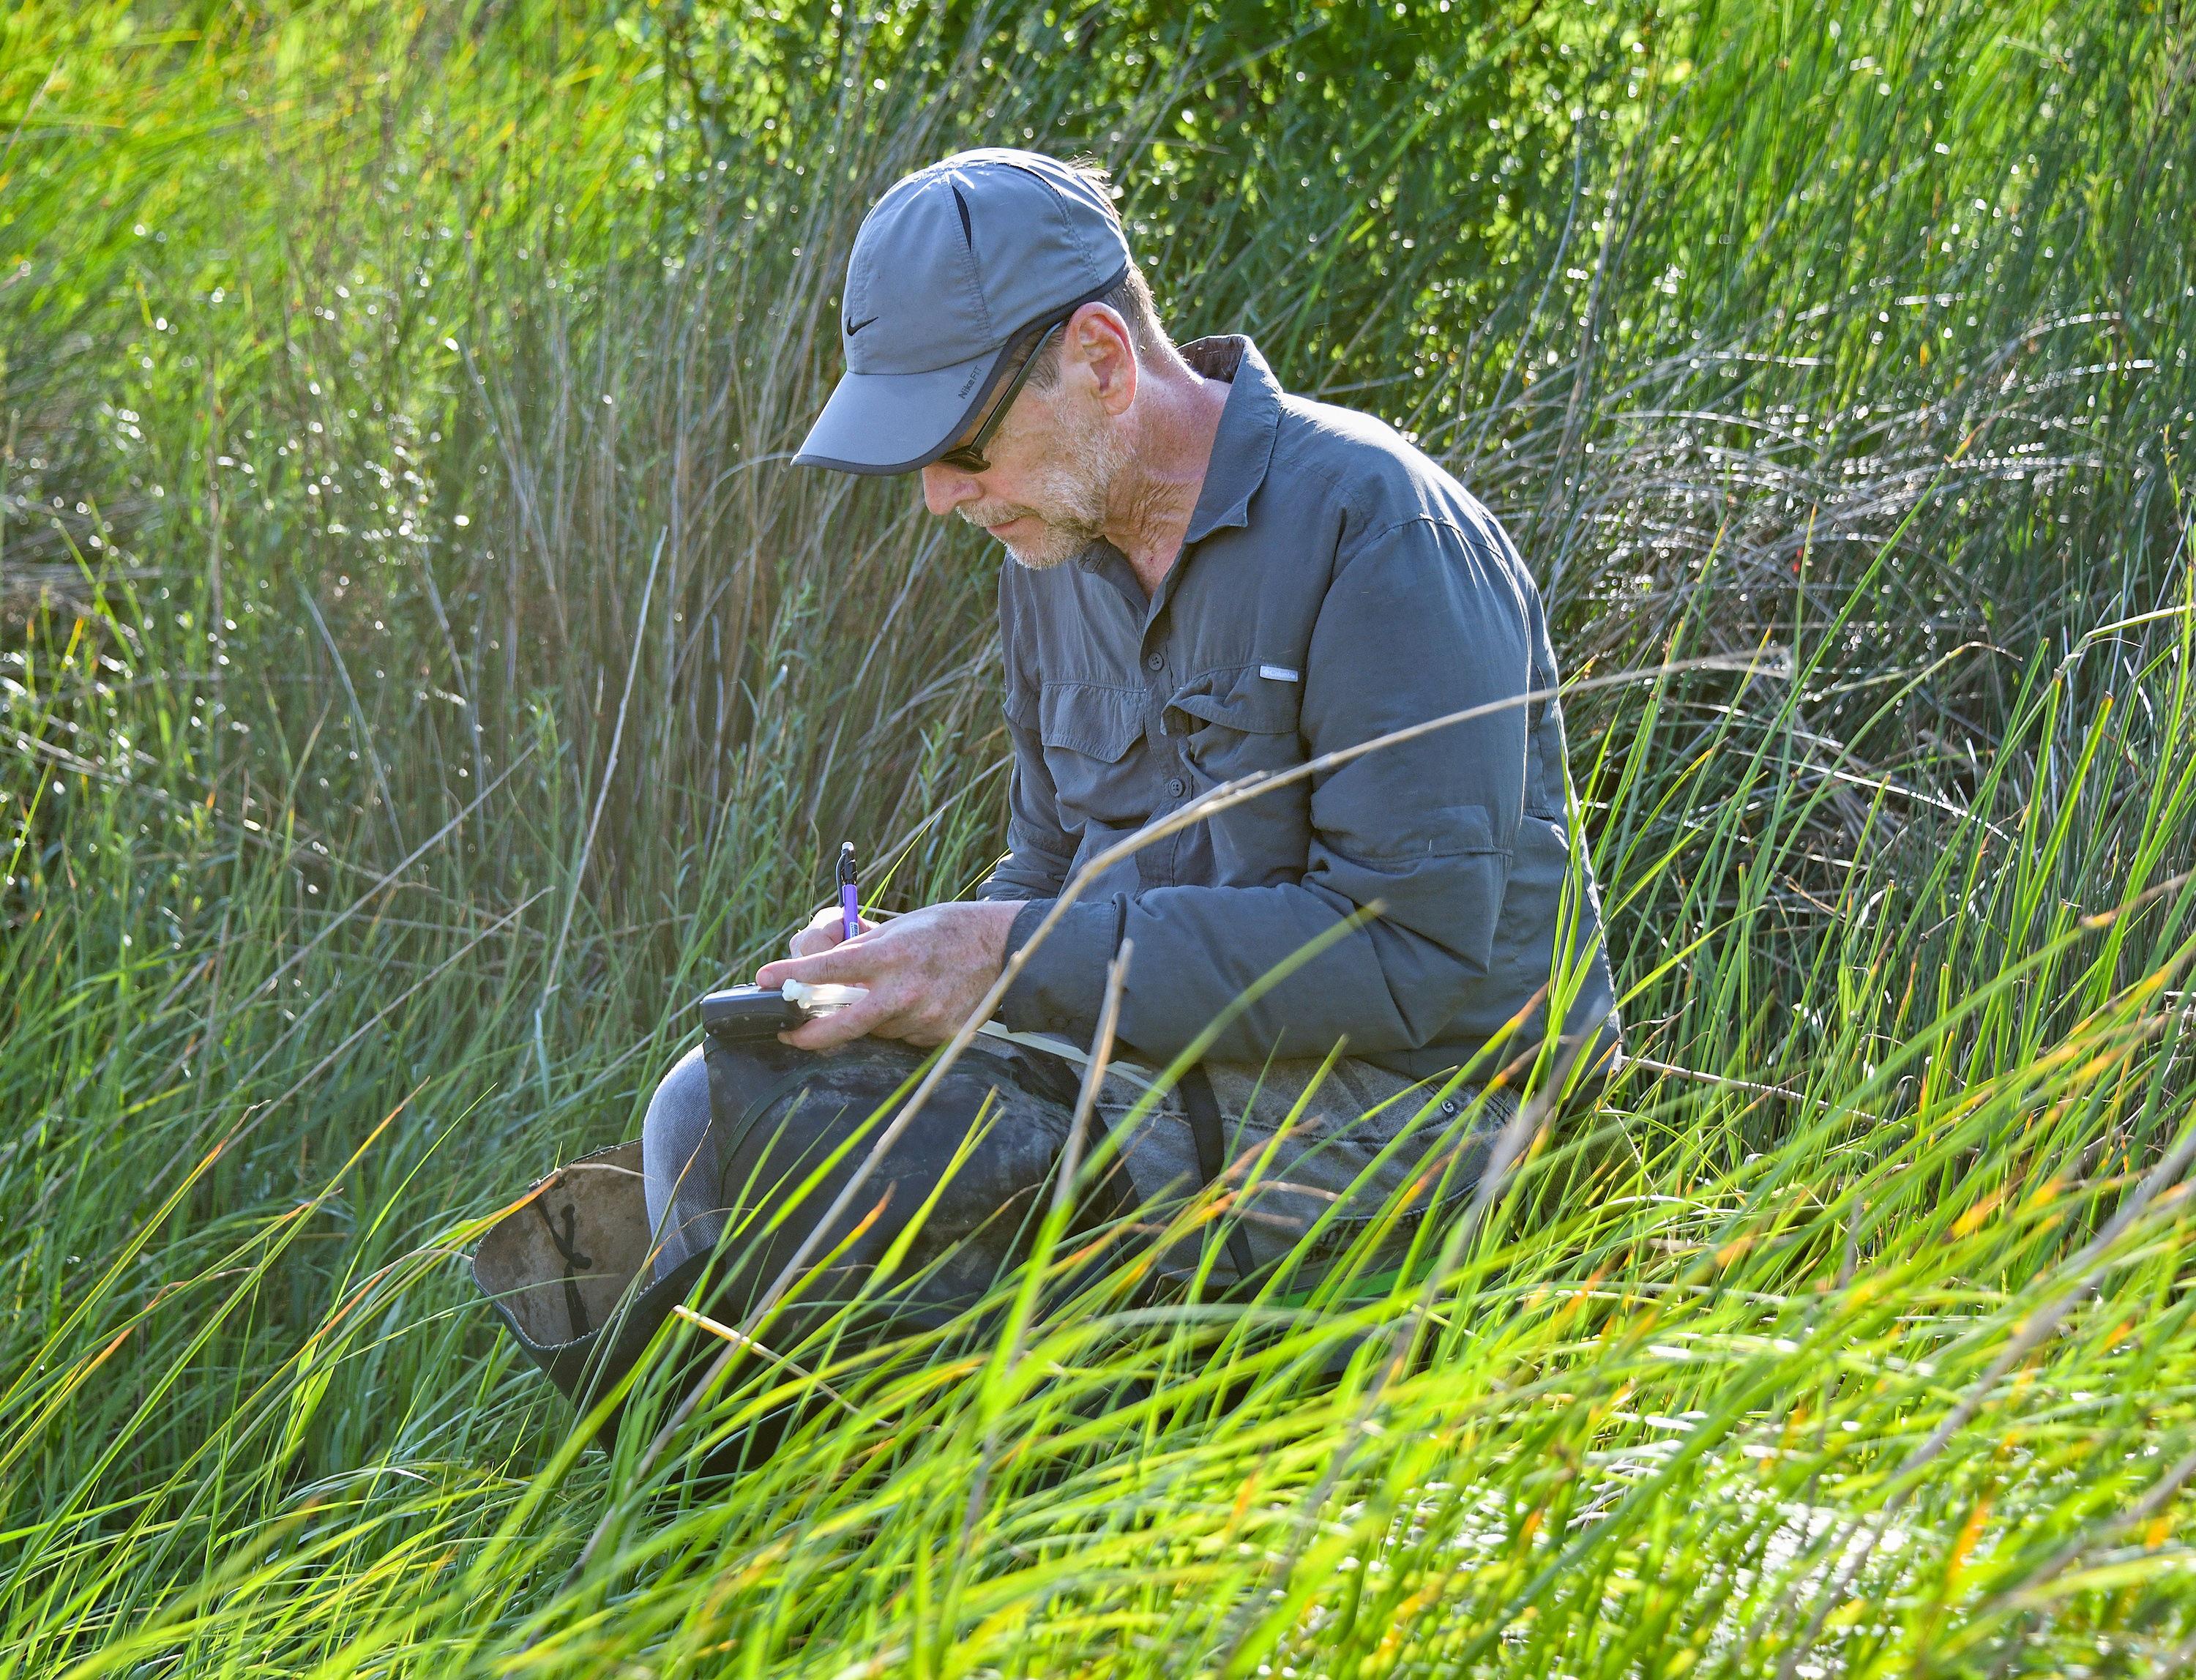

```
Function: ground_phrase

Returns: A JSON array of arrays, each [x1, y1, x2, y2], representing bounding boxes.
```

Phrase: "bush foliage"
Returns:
[[4, 0, 2195, 1673]]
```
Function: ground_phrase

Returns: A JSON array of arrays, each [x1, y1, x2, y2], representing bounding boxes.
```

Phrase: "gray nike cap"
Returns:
[[793, 149, 1132, 475]]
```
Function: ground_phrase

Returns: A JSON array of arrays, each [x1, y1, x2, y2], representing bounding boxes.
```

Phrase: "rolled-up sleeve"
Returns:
[[1001, 517, 1536, 1061]]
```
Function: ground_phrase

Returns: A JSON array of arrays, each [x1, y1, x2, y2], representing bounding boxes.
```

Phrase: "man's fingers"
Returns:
[[777, 989, 897, 1050], [787, 922, 875, 958], [758, 942, 868, 989], [778, 1014, 864, 1050], [788, 904, 863, 959]]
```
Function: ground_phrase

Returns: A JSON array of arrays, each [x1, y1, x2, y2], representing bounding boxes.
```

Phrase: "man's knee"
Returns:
[[643, 1044, 712, 1173], [642, 1042, 717, 1274], [640, 1035, 849, 1274]]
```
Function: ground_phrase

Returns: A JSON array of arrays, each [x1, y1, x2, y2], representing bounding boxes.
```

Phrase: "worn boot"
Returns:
[[471, 1031, 1130, 1477]]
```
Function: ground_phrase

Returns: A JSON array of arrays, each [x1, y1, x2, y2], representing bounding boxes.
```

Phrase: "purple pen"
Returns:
[[837, 841, 860, 941]]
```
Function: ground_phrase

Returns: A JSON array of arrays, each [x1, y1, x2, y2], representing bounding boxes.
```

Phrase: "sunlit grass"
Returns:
[[3, 0, 2194, 1673]]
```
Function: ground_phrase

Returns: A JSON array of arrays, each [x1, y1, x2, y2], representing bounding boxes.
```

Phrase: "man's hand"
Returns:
[[757, 900, 1024, 1050], [785, 902, 876, 959]]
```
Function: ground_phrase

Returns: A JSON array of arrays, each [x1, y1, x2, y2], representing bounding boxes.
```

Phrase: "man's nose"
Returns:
[[921, 461, 979, 517]]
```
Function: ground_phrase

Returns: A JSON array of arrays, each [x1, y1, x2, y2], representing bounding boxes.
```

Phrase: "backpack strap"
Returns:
[[1181, 1063, 1259, 1287], [706, 1058, 834, 1187]]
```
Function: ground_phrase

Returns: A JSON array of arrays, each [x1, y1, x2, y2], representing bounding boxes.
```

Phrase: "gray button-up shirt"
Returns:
[[979, 335, 1619, 1084]]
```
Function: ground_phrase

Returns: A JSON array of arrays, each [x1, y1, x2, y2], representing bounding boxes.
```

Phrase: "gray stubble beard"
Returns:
[[960, 403, 1131, 572]]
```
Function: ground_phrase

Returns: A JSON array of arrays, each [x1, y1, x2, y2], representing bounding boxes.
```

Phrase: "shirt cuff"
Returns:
[[998, 897, 1122, 1039]]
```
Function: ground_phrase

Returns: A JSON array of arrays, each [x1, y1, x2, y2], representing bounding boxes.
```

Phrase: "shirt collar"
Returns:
[[1179, 335, 1282, 545]]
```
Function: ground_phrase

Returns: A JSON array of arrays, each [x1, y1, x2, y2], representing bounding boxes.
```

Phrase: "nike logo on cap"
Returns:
[[845, 315, 880, 335]]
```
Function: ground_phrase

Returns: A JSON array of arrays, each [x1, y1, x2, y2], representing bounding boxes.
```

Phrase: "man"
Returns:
[[628, 148, 1620, 1331]]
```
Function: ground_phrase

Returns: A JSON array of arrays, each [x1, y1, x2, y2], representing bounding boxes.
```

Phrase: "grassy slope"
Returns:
[[3, 0, 2195, 1673]]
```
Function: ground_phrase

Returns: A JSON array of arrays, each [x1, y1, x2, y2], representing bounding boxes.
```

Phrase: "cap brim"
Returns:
[[793, 348, 1003, 476]]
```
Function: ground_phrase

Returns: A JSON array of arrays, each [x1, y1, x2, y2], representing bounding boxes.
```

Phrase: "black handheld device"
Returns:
[[699, 985, 804, 1040]]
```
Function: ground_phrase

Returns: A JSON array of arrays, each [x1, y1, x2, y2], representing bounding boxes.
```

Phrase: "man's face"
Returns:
[[920, 370, 1127, 570]]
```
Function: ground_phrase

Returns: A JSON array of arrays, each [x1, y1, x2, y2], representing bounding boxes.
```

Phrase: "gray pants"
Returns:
[[642, 1032, 1516, 1293]]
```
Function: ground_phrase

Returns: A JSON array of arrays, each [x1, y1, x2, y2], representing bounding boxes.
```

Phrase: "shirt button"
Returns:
[[1166, 777, 1187, 799], [1077, 555, 1098, 573], [1145, 652, 1165, 671]]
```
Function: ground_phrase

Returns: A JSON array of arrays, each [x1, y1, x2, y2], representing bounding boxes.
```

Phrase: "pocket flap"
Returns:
[[1165, 666, 1301, 736], [1038, 682, 1146, 763]]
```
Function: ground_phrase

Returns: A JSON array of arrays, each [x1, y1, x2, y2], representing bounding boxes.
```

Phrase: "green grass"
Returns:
[[4, 0, 2195, 1672]]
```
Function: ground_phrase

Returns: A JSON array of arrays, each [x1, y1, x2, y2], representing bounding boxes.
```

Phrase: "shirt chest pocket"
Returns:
[[1163, 667, 1304, 786], [1037, 683, 1151, 826]]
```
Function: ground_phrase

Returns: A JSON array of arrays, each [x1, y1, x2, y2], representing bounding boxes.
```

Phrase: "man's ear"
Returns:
[[1064, 302, 1138, 417]]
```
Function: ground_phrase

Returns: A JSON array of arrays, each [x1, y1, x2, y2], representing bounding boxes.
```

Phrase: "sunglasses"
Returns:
[[933, 316, 1068, 474]]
